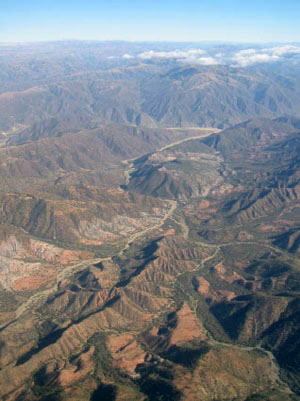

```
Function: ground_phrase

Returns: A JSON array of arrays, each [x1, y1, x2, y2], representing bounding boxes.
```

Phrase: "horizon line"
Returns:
[[1, 39, 300, 46]]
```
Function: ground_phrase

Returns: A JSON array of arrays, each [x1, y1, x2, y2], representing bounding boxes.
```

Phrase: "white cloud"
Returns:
[[122, 53, 134, 59], [231, 45, 300, 67], [231, 51, 280, 67], [138, 49, 206, 60], [135, 48, 220, 65], [263, 45, 300, 56], [122, 44, 300, 67], [182, 56, 218, 65]]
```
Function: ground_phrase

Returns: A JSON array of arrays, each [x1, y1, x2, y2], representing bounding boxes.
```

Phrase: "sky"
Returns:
[[1, 0, 300, 43]]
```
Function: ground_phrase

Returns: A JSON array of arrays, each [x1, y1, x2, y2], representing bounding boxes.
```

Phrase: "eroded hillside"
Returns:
[[0, 46, 300, 401]]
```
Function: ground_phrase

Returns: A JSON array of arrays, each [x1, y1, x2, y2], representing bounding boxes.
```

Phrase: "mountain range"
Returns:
[[0, 41, 300, 401]]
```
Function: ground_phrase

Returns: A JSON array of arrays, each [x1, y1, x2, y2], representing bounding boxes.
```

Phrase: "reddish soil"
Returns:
[[107, 333, 146, 375], [170, 302, 206, 345]]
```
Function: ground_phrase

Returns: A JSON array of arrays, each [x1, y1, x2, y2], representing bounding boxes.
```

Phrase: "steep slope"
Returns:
[[1, 63, 300, 144], [1, 44, 300, 400]]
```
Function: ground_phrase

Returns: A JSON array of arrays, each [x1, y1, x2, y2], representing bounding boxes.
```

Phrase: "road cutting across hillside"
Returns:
[[122, 127, 221, 186]]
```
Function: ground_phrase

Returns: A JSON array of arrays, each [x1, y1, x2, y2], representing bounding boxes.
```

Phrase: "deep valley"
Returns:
[[0, 41, 300, 401]]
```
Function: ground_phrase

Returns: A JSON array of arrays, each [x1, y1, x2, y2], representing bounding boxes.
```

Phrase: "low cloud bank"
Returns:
[[123, 45, 300, 67], [232, 45, 300, 66], [138, 49, 206, 60]]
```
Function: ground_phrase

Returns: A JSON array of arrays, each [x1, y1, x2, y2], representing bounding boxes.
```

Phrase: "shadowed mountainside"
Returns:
[[0, 46, 300, 400]]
